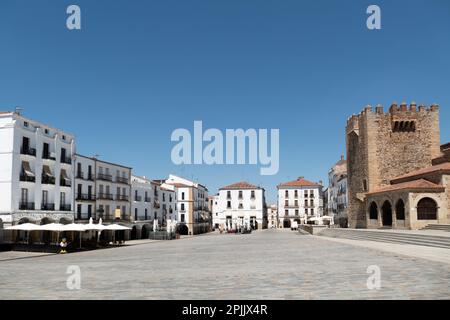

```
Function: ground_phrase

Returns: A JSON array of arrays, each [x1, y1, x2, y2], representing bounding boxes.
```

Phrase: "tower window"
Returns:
[[392, 121, 416, 132]]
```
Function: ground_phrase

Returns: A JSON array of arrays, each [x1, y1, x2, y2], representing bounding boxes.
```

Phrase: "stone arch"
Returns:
[[18, 217, 31, 224], [130, 226, 137, 240], [283, 218, 291, 229], [417, 197, 438, 220], [59, 217, 71, 225], [176, 224, 189, 235], [395, 199, 405, 220], [369, 202, 378, 220], [381, 200, 393, 226], [40, 217, 54, 225], [141, 224, 149, 239]]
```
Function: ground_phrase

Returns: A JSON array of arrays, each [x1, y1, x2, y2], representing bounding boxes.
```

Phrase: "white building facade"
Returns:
[[74, 155, 132, 222], [267, 204, 278, 228], [215, 182, 267, 230], [0, 111, 75, 226], [277, 177, 323, 228], [328, 155, 348, 227], [165, 174, 209, 235]]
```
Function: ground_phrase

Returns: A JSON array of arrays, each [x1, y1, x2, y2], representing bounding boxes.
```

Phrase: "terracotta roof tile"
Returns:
[[391, 162, 450, 183], [219, 181, 261, 190], [277, 177, 320, 188], [367, 179, 444, 195]]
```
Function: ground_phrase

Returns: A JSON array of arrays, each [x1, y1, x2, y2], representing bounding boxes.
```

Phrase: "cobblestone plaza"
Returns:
[[0, 230, 449, 300]]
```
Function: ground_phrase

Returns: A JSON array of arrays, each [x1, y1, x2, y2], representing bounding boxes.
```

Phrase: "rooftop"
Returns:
[[277, 177, 321, 188], [367, 179, 445, 195], [219, 181, 262, 190]]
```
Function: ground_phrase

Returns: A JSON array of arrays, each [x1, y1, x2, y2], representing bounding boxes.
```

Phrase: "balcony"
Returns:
[[41, 203, 55, 211], [20, 174, 35, 183], [76, 193, 96, 201], [19, 202, 35, 210], [60, 204, 72, 211], [285, 204, 299, 209], [42, 176, 55, 185], [42, 153, 56, 161], [144, 197, 151, 203], [76, 171, 84, 179], [60, 180, 72, 187], [98, 193, 114, 200], [86, 173, 95, 181], [20, 147, 36, 157], [116, 194, 129, 202], [134, 195, 142, 202], [97, 173, 112, 181], [61, 156, 72, 165], [116, 176, 129, 184]]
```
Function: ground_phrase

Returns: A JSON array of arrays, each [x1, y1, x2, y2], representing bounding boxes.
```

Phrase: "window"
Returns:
[[363, 180, 368, 192], [369, 202, 378, 220], [227, 201, 231, 209], [238, 191, 243, 199], [285, 210, 288, 216], [145, 209, 148, 220], [294, 190, 298, 198], [251, 190, 255, 199], [285, 200, 289, 206], [238, 203, 243, 209], [181, 192, 185, 200], [392, 120, 416, 132], [181, 203, 185, 211], [21, 188, 28, 203], [295, 200, 298, 206], [310, 199, 314, 207], [311, 209, 314, 215], [135, 208, 138, 220], [396, 199, 405, 220], [44, 129, 49, 134], [285, 190, 289, 197], [295, 209, 299, 216], [87, 205, 92, 218], [77, 204, 82, 219], [227, 191, 231, 199], [181, 214, 185, 222], [24, 121, 29, 127], [417, 198, 437, 220], [60, 192, 66, 206]]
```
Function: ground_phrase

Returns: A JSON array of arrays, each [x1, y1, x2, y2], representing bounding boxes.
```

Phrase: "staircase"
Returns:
[[318, 228, 450, 249], [421, 224, 450, 232]]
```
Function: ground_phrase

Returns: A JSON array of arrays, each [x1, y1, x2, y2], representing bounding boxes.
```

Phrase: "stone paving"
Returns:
[[0, 229, 449, 300]]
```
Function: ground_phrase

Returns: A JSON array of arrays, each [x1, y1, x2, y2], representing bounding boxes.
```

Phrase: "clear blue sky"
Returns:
[[1, 0, 449, 203]]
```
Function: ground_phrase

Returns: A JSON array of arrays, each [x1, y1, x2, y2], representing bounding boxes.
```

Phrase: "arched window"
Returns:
[[369, 202, 378, 219], [417, 198, 437, 220], [396, 199, 405, 220]]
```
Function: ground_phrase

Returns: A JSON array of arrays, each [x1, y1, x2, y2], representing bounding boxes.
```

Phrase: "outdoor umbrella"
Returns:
[[61, 224, 88, 249], [104, 224, 131, 244], [5, 223, 42, 248], [39, 223, 65, 246]]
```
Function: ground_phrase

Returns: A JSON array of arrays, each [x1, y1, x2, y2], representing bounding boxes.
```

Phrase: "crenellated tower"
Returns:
[[345, 102, 441, 228]]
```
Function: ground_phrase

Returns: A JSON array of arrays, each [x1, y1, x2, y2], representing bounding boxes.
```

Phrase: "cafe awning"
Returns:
[[42, 165, 54, 178], [22, 161, 35, 177], [60, 169, 70, 183]]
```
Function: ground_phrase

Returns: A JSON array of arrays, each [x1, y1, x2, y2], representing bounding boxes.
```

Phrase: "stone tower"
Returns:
[[346, 102, 441, 228]]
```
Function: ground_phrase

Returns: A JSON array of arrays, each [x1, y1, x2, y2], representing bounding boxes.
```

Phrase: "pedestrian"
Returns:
[[59, 238, 68, 254]]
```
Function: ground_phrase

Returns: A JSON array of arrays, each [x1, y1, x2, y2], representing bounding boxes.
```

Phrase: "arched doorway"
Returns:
[[369, 202, 378, 220], [141, 225, 149, 239], [396, 199, 405, 220], [130, 226, 137, 240], [381, 201, 392, 226], [417, 198, 438, 220], [176, 224, 189, 235], [283, 219, 291, 229]]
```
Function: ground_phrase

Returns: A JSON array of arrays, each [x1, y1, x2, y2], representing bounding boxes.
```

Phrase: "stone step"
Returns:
[[318, 229, 450, 249], [421, 224, 450, 231], [320, 229, 450, 242]]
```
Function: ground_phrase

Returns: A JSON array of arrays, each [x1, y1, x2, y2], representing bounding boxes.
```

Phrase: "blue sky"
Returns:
[[1, 0, 449, 203]]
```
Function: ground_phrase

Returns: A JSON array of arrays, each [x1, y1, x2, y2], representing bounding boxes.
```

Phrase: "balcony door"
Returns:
[[21, 188, 28, 204], [43, 142, 50, 158], [42, 190, 48, 206], [22, 137, 30, 152]]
